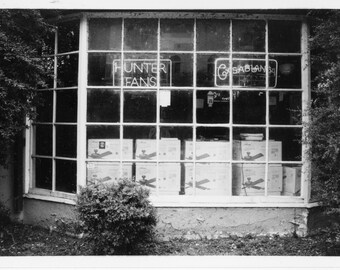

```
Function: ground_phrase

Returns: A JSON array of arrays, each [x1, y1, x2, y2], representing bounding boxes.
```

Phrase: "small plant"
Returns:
[[76, 178, 157, 255]]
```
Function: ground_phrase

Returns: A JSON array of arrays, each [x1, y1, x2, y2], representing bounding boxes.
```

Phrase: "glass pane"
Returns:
[[55, 125, 77, 158], [35, 158, 52, 190], [232, 20, 265, 52], [160, 54, 193, 87], [36, 91, 53, 122], [35, 125, 52, 156], [160, 90, 192, 123], [160, 19, 194, 51], [87, 162, 133, 185], [124, 126, 156, 160], [56, 90, 77, 122], [196, 19, 230, 51], [197, 54, 229, 87], [88, 53, 121, 86], [197, 90, 229, 123], [87, 126, 120, 159], [270, 55, 301, 89], [57, 20, 79, 53], [124, 19, 158, 51], [269, 20, 301, 53], [269, 128, 302, 161], [282, 164, 302, 196], [233, 128, 266, 161], [88, 18, 122, 50], [124, 91, 156, 122], [57, 54, 78, 88], [56, 159, 77, 193], [185, 163, 230, 196], [233, 91, 266, 124], [269, 91, 302, 125], [87, 89, 120, 123], [160, 126, 192, 160], [232, 164, 282, 196], [121, 54, 158, 87]]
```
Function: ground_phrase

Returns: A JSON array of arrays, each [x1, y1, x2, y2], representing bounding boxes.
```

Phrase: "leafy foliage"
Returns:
[[306, 10, 340, 210], [76, 179, 158, 255], [0, 10, 53, 166]]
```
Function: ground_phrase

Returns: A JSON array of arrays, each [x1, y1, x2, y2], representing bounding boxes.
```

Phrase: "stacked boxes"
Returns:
[[282, 166, 301, 196], [184, 163, 230, 195], [184, 140, 230, 161], [232, 164, 283, 196], [135, 163, 181, 195], [136, 139, 181, 160], [87, 162, 132, 185], [88, 139, 133, 160], [233, 140, 282, 161]]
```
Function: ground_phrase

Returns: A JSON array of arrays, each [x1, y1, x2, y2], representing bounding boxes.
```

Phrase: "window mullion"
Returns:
[[265, 19, 269, 197], [52, 29, 58, 192], [229, 19, 233, 197], [120, 19, 125, 176]]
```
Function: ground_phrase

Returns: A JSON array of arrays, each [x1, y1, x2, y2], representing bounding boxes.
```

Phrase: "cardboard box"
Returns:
[[282, 166, 301, 196], [88, 139, 133, 160], [184, 163, 230, 196], [185, 141, 230, 161], [135, 163, 181, 194], [159, 139, 181, 160], [87, 162, 132, 185], [135, 139, 157, 160], [233, 140, 282, 161], [232, 164, 283, 196]]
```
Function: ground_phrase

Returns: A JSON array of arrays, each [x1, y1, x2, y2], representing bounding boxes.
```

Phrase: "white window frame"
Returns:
[[24, 11, 312, 208]]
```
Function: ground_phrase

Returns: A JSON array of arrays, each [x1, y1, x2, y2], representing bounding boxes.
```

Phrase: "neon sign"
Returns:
[[113, 59, 172, 87], [215, 58, 278, 87]]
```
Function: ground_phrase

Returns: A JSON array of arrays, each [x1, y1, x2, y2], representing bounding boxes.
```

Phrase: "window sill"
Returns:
[[24, 189, 77, 205]]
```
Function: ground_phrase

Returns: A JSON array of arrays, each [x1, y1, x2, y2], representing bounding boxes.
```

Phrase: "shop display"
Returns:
[[184, 163, 230, 195], [87, 162, 132, 185], [88, 139, 133, 160], [233, 140, 282, 161], [135, 163, 181, 194], [185, 140, 230, 161], [282, 166, 301, 196], [232, 164, 283, 196]]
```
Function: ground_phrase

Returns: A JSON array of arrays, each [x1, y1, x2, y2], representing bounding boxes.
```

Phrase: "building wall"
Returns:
[[23, 198, 309, 239], [0, 154, 14, 214]]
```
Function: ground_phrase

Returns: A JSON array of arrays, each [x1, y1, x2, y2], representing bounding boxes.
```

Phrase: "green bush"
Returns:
[[76, 179, 157, 255]]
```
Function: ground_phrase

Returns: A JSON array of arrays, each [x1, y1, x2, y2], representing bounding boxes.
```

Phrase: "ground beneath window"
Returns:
[[0, 223, 339, 256]]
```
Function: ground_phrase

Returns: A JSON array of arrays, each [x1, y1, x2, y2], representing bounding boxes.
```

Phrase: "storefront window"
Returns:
[[32, 14, 307, 202]]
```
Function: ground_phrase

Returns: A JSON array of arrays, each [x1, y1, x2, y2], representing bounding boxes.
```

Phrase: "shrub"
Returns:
[[76, 179, 157, 255]]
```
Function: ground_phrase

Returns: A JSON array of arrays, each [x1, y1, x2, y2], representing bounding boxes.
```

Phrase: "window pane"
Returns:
[[56, 125, 77, 158], [56, 160, 77, 193], [160, 19, 194, 51], [56, 90, 77, 122], [121, 53, 158, 87], [270, 55, 301, 89], [57, 20, 79, 53], [233, 91, 266, 124], [160, 126, 192, 160], [36, 91, 53, 122], [35, 158, 52, 190], [87, 162, 132, 185], [88, 18, 122, 50], [197, 90, 229, 123], [87, 89, 120, 122], [124, 91, 156, 123], [282, 164, 302, 196], [269, 128, 302, 161], [57, 54, 78, 88], [88, 53, 121, 86], [160, 90, 192, 123], [185, 163, 230, 196], [232, 20, 265, 52], [124, 19, 158, 51], [233, 128, 267, 161], [35, 125, 52, 156], [269, 20, 301, 53], [197, 54, 229, 87], [196, 19, 230, 51], [269, 91, 302, 125], [232, 164, 282, 196], [160, 54, 193, 87]]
